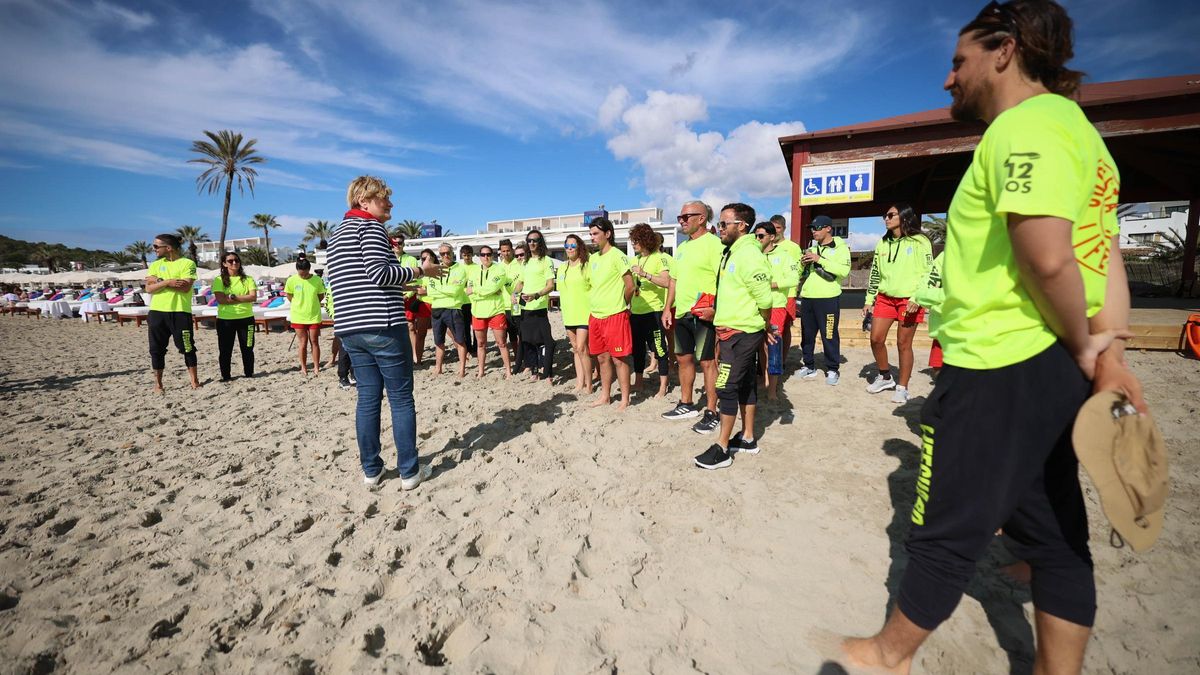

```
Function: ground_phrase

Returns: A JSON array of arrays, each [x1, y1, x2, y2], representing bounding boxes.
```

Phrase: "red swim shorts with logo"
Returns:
[[588, 311, 632, 357]]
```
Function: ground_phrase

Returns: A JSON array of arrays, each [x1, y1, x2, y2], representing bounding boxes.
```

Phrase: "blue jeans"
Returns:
[[341, 326, 419, 480]]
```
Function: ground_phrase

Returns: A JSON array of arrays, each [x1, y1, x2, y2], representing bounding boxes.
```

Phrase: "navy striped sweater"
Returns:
[[326, 210, 416, 336]]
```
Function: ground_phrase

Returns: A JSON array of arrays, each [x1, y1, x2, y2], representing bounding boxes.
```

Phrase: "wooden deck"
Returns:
[[792, 307, 1198, 351]]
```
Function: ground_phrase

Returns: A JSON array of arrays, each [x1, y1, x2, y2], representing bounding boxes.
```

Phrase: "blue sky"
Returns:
[[0, 0, 1195, 252]]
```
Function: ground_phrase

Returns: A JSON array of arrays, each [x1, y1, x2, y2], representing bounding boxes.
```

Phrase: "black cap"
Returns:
[[809, 215, 833, 230]]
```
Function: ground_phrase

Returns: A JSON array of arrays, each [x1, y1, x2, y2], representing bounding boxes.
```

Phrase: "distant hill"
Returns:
[[0, 234, 127, 272]]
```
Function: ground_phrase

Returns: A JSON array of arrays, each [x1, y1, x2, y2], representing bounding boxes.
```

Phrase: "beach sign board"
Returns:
[[799, 160, 875, 206]]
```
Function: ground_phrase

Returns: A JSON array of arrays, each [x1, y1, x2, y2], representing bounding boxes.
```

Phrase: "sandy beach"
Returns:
[[1, 315, 1197, 673]]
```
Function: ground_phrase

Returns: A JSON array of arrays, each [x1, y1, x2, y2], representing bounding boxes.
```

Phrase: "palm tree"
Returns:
[[922, 215, 947, 246], [1151, 229, 1194, 263], [392, 219, 422, 239], [250, 214, 280, 266], [31, 245, 58, 273], [126, 241, 152, 266], [176, 225, 210, 262], [241, 246, 270, 266], [302, 220, 334, 249], [189, 130, 266, 257]]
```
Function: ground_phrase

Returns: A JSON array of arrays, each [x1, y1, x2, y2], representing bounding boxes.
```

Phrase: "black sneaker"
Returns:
[[694, 444, 733, 470], [691, 409, 719, 434], [662, 402, 701, 420], [729, 432, 760, 455], [339, 378, 355, 390]]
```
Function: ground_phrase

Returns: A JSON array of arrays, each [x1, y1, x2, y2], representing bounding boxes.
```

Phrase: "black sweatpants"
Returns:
[[508, 311, 524, 372], [519, 309, 554, 380], [799, 295, 840, 371], [148, 310, 197, 370], [714, 330, 764, 415], [899, 341, 1095, 630], [216, 317, 254, 379], [338, 347, 353, 381], [461, 305, 477, 352], [631, 311, 669, 376]]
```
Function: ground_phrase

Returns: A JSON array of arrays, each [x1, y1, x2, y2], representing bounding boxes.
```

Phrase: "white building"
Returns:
[[405, 215, 677, 262], [196, 237, 294, 264], [486, 207, 663, 234], [1119, 201, 1188, 248]]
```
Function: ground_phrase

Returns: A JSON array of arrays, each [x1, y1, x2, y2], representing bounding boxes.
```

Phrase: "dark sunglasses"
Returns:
[[676, 213, 704, 223], [977, 1, 1019, 41], [526, 238, 543, 244], [224, 259, 241, 264], [515, 252, 526, 257], [754, 233, 769, 239], [479, 251, 494, 256], [883, 211, 899, 220]]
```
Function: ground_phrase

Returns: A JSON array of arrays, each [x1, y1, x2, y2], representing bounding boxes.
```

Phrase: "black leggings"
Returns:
[[216, 317, 254, 379], [630, 311, 668, 377], [148, 310, 197, 370]]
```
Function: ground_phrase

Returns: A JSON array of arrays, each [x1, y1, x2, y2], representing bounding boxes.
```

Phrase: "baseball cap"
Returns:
[[809, 215, 833, 230], [1072, 391, 1168, 553]]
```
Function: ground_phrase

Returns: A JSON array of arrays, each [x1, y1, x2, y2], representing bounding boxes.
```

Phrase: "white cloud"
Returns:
[[847, 232, 879, 251], [253, 0, 873, 135], [0, 0, 434, 181], [274, 214, 325, 235], [603, 90, 806, 218]]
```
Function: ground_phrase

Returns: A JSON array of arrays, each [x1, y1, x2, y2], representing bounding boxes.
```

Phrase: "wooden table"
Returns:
[[84, 310, 118, 323]]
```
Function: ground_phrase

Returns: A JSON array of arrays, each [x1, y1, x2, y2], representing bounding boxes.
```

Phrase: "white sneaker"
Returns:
[[797, 366, 819, 379], [363, 470, 385, 489], [401, 464, 433, 490], [866, 376, 896, 394], [825, 371, 840, 386], [891, 385, 909, 404]]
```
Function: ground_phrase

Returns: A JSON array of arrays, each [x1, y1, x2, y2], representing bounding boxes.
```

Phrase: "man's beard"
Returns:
[[949, 79, 990, 122]]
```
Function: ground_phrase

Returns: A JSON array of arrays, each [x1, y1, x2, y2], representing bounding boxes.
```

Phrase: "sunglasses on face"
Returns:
[[515, 252, 526, 257], [676, 213, 704, 223], [884, 212, 899, 220], [754, 233, 769, 240], [480, 251, 494, 257], [526, 238, 542, 244], [564, 244, 577, 250], [224, 259, 241, 264], [717, 220, 744, 230]]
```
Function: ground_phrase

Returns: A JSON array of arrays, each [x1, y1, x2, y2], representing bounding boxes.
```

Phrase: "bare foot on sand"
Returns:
[[590, 396, 609, 408], [839, 637, 912, 675]]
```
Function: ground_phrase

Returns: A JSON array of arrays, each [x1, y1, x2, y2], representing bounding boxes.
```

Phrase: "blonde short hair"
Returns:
[[346, 175, 392, 209]]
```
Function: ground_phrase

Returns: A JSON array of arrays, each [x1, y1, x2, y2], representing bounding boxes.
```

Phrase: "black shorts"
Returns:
[[899, 341, 1095, 630], [714, 330, 763, 415], [673, 314, 715, 360], [431, 307, 467, 346]]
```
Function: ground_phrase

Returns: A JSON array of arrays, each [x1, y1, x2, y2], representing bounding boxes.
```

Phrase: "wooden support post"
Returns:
[[790, 142, 814, 248], [1180, 198, 1199, 297]]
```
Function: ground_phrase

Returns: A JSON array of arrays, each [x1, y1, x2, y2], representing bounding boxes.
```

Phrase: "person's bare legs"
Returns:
[[434, 343, 445, 375], [454, 341, 467, 378], [677, 353, 697, 405], [579, 329, 593, 392], [474, 329, 488, 378], [717, 408, 735, 449], [1032, 610, 1090, 675], [153, 369, 165, 394], [700, 357, 718, 412], [613, 355, 631, 411], [841, 605, 926, 674], [413, 322, 429, 364], [870, 316, 897, 376], [327, 335, 341, 368], [592, 352, 614, 406], [897, 322, 917, 388], [187, 366, 201, 389], [309, 328, 321, 375], [492, 327, 511, 378], [567, 328, 585, 391], [297, 330, 310, 375], [741, 402, 755, 441]]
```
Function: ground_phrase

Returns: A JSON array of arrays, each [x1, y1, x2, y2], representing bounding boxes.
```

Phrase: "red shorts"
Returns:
[[588, 311, 632, 357], [785, 296, 797, 319], [405, 297, 432, 321], [873, 293, 925, 324], [291, 322, 321, 331], [471, 314, 507, 331], [929, 339, 944, 368], [770, 307, 792, 333]]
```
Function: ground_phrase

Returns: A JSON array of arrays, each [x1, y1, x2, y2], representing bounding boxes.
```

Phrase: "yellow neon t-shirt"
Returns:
[[937, 93, 1120, 369], [211, 275, 257, 320], [147, 257, 196, 313], [285, 274, 326, 325], [588, 247, 631, 319]]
